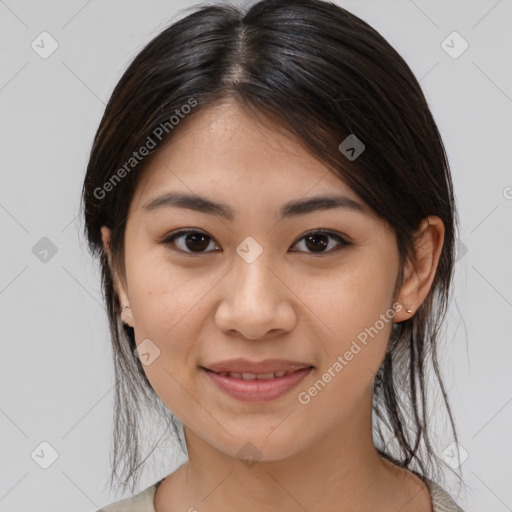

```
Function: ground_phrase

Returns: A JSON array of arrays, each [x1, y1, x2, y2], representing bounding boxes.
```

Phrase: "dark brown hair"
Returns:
[[80, 0, 463, 494]]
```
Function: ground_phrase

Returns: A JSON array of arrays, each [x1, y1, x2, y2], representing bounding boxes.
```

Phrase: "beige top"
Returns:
[[96, 477, 465, 511]]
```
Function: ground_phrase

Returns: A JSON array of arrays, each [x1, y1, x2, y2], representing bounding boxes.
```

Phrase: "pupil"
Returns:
[[305, 233, 328, 252], [186, 233, 209, 252]]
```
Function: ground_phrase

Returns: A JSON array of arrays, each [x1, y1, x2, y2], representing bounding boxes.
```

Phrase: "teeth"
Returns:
[[216, 370, 299, 379]]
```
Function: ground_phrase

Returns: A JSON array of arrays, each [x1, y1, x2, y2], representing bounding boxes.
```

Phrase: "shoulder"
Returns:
[[424, 478, 465, 512], [94, 480, 162, 512]]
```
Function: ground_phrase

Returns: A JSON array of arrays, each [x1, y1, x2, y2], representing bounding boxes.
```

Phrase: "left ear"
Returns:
[[394, 215, 445, 322], [101, 225, 134, 327]]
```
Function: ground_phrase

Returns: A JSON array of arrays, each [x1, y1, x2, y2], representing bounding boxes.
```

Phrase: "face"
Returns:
[[102, 99, 406, 463]]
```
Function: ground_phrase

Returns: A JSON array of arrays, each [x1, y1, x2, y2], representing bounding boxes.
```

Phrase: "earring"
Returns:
[[120, 305, 130, 315], [405, 305, 413, 313]]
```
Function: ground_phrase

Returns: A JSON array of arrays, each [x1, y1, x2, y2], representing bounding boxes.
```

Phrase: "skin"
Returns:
[[101, 98, 444, 512]]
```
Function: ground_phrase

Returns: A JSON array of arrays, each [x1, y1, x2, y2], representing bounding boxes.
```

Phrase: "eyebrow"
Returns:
[[143, 192, 368, 221]]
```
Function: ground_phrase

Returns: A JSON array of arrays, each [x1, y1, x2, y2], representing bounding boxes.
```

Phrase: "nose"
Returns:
[[214, 253, 297, 340]]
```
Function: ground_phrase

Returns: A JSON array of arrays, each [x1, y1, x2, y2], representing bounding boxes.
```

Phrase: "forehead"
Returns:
[[130, 99, 367, 216]]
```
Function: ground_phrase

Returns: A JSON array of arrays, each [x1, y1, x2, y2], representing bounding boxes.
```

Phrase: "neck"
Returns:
[[155, 387, 430, 511]]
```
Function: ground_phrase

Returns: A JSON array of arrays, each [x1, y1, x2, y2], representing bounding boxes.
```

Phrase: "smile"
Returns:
[[202, 366, 313, 403]]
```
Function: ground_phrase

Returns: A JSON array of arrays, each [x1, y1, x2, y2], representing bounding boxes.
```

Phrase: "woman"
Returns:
[[81, 0, 466, 510]]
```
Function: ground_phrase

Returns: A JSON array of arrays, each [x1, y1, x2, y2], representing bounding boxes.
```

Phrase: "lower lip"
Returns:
[[202, 367, 313, 403]]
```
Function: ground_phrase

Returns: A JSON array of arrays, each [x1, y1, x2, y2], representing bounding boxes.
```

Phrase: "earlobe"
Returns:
[[119, 305, 134, 327], [100, 226, 135, 327]]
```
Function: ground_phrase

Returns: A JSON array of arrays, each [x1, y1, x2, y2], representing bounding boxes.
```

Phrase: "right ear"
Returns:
[[101, 226, 134, 327]]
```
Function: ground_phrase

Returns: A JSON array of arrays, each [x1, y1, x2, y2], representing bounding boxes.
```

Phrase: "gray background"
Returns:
[[1, 0, 511, 510]]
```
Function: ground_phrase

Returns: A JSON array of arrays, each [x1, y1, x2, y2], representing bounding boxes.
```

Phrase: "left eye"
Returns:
[[161, 229, 351, 255], [162, 229, 219, 254], [290, 230, 351, 255]]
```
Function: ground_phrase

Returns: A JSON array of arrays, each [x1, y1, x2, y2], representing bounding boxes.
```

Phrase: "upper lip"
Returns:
[[202, 358, 314, 374]]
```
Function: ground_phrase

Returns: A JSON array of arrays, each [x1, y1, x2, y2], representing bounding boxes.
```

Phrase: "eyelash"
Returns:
[[160, 229, 352, 256]]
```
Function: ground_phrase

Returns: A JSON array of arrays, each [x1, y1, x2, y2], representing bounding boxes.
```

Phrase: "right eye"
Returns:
[[161, 229, 220, 254]]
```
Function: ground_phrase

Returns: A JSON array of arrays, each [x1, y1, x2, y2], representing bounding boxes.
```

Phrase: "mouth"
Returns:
[[200, 365, 314, 403], [201, 367, 313, 379]]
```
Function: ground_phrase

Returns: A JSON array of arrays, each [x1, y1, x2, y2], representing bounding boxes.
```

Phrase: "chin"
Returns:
[[220, 432, 308, 465]]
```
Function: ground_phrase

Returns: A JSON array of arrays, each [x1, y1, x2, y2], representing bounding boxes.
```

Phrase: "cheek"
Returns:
[[298, 259, 396, 395], [127, 255, 217, 340], [296, 255, 396, 343], [125, 263, 218, 406], [296, 316, 394, 428]]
